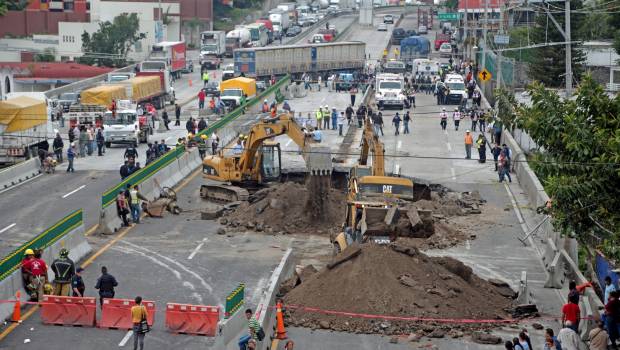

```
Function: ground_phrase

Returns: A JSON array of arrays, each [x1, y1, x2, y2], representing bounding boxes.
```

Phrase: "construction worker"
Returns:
[[129, 185, 147, 224], [198, 134, 208, 159], [453, 107, 462, 131], [202, 70, 209, 87], [262, 99, 269, 113], [21, 249, 48, 301], [315, 108, 323, 130], [439, 107, 448, 130], [322, 105, 330, 130], [51, 248, 76, 296], [464, 130, 474, 159]]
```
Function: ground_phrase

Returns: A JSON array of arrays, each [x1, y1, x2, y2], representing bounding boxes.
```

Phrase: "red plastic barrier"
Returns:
[[99, 298, 156, 329], [40, 295, 97, 327], [165, 303, 220, 336]]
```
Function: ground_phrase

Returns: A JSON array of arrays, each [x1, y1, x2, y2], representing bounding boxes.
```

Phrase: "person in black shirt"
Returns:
[[95, 266, 118, 308], [72, 267, 85, 297], [51, 248, 75, 296]]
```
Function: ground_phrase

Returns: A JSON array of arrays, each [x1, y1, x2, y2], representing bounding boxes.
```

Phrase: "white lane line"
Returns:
[[446, 142, 452, 152], [118, 330, 133, 347], [444, 130, 448, 136], [62, 185, 86, 199], [188, 238, 208, 260], [450, 167, 456, 180], [165, 136, 172, 142], [285, 139, 293, 148], [0, 223, 16, 234], [397, 140, 402, 149]]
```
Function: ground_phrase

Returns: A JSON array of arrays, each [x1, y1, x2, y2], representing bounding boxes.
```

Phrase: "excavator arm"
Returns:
[[359, 119, 385, 176]]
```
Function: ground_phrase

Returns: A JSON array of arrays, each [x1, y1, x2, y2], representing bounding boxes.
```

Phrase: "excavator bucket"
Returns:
[[304, 144, 332, 176]]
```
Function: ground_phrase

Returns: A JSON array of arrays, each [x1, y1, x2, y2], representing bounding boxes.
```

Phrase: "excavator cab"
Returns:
[[258, 141, 281, 182]]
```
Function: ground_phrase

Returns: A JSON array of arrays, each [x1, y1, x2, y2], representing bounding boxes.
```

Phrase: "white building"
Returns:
[[582, 41, 620, 90]]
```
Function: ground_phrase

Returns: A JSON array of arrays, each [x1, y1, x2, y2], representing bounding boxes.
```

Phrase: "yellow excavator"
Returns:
[[332, 118, 415, 253], [201, 113, 332, 202]]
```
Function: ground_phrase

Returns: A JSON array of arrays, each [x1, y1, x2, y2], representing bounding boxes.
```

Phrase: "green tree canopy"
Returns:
[[79, 13, 145, 67], [516, 76, 620, 253]]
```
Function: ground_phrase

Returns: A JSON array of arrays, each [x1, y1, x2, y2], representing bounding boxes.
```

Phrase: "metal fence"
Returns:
[[0, 209, 82, 281]]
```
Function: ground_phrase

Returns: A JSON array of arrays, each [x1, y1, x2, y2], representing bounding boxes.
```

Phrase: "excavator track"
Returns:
[[200, 184, 250, 203]]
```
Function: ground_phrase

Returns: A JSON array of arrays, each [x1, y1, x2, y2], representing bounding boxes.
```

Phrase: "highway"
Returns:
[[0, 6, 564, 350]]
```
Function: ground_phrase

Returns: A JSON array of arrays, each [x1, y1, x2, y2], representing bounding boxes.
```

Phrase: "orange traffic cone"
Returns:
[[189, 79, 193, 87], [12, 291, 21, 322], [275, 301, 287, 340]]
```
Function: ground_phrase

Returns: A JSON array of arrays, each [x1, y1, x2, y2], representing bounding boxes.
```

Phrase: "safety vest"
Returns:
[[198, 141, 207, 151], [322, 109, 329, 119], [202, 72, 209, 81], [130, 190, 139, 204], [316, 110, 322, 120]]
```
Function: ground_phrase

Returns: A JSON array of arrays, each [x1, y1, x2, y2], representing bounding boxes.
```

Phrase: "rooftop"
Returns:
[[0, 62, 112, 83]]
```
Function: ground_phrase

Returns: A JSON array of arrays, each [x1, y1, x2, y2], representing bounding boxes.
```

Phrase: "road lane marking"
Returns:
[[119, 330, 133, 347], [188, 238, 208, 260], [446, 142, 452, 151], [85, 224, 98, 236], [450, 168, 456, 180], [62, 185, 86, 198], [397, 140, 402, 149], [0, 223, 16, 234], [285, 139, 293, 148]]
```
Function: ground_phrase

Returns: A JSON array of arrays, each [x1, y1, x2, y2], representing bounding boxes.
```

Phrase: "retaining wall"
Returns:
[[0, 158, 41, 192]]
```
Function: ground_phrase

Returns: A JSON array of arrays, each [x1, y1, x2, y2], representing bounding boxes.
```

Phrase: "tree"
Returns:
[[528, 1, 586, 88], [34, 48, 56, 62], [0, 0, 28, 15], [516, 76, 620, 257], [444, 0, 458, 10], [79, 13, 145, 67]]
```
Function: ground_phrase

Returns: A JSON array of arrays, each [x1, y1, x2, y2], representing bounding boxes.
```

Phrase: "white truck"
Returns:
[[246, 23, 269, 47], [102, 100, 144, 147], [444, 73, 468, 105], [375, 73, 405, 110], [225, 28, 251, 57], [200, 31, 226, 69], [269, 10, 291, 35], [411, 59, 440, 79]]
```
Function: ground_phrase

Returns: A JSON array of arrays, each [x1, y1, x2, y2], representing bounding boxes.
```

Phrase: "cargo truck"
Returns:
[[225, 28, 251, 57], [219, 77, 257, 108], [269, 10, 291, 35], [400, 36, 431, 67], [375, 73, 405, 110], [136, 61, 176, 108], [234, 41, 366, 79], [246, 23, 269, 47], [200, 31, 226, 57], [150, 41, 187, 79], [0, 96, 52, 164], [434, 33, 450, 51]]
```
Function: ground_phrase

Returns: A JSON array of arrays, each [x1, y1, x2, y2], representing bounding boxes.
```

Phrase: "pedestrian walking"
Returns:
[[557, 321, 580, 350], [439, 108, 448, 131], [131, 296, 149, 350], [498, 150, 512, 182], [317, 75, 322, 91], [175, 104, 181, 126], [476, 134, 487, 163], [588, 320, 609, 350], [71, 267, 85, 297], [96, 128, 105, 156], [129, 185, 147, 224], [502, 143, 512, 172], [186, 117, 195, 134], [403, 111, 411, 134], [376, 112, 384, 135], [198, 89, 206, 109], [338, 111, 345, 136], [605, 276, 617, 304], [198, 135, 208, 159], [544, 328, 561, 350], [66, 143, 75, 172], [162, 110, 170, 130], [470, 109, 478, 131], [453, 108, 461, 131], [491, 143, 502, 171], [51, 248, 75, 296], [479, 110, 487, 132], [349, 86, 357, 106], [95, 266, 117, 308], [53, 132, 64, 163], [464, 130, 473, 159], [116, 190, 130, 227], [21, 249, 48, 301], [345, 105, 353, 125], [392, 113, 401, 136]]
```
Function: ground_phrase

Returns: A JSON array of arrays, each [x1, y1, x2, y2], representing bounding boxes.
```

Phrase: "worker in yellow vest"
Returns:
[[321, 105, 330, 130], [202, 71, 209, 88], [315, 108, 323, 130], [128, 184, 147, 224]]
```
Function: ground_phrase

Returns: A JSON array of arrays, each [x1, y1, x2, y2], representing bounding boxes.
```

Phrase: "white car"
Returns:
[[418, 25, 428, 34], [383, 14, 394, 24], [439, 42, 453, 57], [377, 23, 388, 31]]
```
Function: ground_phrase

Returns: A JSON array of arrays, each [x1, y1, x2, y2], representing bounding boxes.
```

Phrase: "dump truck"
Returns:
[[80, 85, 127, 107], [234, 41, 366, 79], [219, 77, 257, 108], [136, 61, 176, 108], [0, 96, 52, 164]]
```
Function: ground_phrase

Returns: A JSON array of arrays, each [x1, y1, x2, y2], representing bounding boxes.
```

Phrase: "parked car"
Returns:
[[439, 42, 453, 57], [286, 25, 302, 37], [204, 81, 220, 96], [377, 23, 388, 31], [418, 25, 428, 34], [383, 14, 394, 24]]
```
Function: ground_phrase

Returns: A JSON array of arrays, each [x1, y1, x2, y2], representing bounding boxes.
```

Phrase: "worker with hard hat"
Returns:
[[51, 248, 76, 296], [322, 105, 330, 130], [21, 248, 48, 301], [315, 107, 323, 130], [198, 134, 208, 159], [262, 99, 269, 113]]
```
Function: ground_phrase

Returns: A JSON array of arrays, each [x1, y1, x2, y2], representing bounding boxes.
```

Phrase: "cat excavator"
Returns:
[[200, 113, 332, 202]]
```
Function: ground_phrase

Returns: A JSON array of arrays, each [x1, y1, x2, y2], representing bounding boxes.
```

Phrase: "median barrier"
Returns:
[[165, 303, 219, 336], [0, 158, 41, 191], [0, 210, 90, 322], [40, 295, 97, 327], [542, 238, 559, 270], [515, 271, 533, 305]]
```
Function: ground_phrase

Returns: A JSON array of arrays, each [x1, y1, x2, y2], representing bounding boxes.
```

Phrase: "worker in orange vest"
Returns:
[[464, 130, 474, 159]]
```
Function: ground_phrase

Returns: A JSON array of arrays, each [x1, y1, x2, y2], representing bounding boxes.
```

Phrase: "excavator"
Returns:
[[200, 113, 332, 202], [332, 118, 416, 254]]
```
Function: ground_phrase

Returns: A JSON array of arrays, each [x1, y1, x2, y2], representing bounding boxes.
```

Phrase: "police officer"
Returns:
[[51, 248, 76, 296], [95, 266, 118, 308], [72, 267, 85, 297]]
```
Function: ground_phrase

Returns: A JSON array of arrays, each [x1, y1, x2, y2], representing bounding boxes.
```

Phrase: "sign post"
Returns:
[[478, 68, 492, 82]]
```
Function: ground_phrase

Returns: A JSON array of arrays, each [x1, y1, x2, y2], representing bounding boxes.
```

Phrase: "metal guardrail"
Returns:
[[0, 209, 82, 281]]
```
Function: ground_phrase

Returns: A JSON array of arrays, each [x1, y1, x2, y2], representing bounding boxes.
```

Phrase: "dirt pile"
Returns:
[[223, 182, 345, 235], [281, 244, 513, 335]]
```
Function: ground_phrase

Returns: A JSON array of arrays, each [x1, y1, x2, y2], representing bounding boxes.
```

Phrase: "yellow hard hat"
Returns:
[[201, 134, 208, 140], [24, 248, 34, 256], [188, 133, 193, 138]]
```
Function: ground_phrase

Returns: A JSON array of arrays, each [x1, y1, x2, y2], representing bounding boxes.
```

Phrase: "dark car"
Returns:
[[286, 25, 302, 37], [405, 29, 417, 37], [391, 28, 406, 45], [203, 81, 220, 97]]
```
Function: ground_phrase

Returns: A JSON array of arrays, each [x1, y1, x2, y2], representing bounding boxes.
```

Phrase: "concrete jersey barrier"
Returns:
[[0, 158, 41, 192]]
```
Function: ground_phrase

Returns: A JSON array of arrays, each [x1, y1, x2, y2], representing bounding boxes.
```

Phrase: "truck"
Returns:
[[375, 73, 405, 110], [225, 28, 251, 57], [200, 31, 225, 69], [399, 36, 430, 67], [56, 92, 80, 112], [277, 2, 298, 23], [434, 32, 450, 51], [102, 100, 150, 147], [255, 19, 274, 43], [150, 41, 187, 79], [0, 95, 53, 164], [136, 61, 176, 108], [317, 28, 337, 41], [234, 41, 366, 79], [411, 59, 440, 79], [269, 10, 291, 34], [246, 23, 269, 48], [219, 77, 257, 108], [80, 85, 127, 107]]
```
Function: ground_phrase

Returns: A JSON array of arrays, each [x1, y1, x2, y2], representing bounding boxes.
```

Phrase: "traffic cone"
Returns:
[[275, 301, 287, 340], [12, 291, 21, 322], [189, 79, 193, 87]]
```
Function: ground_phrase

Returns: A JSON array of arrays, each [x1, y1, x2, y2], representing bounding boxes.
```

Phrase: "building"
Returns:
[[458, 0, 506, 34], [581, 41, 620, 90], [0, 62, 112, 92], [0, 65, 29, 100]]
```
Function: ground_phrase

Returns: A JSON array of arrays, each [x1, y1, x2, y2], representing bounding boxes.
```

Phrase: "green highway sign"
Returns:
[[438, 12, 460, 21]]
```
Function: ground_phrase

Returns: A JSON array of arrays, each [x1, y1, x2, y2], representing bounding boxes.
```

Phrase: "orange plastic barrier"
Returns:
[[99, 298, 156, 329], [165, 303, 219, 336], [40, 295, 97, 327]]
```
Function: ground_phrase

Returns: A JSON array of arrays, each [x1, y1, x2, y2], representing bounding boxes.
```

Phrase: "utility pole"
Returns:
[[481, 0, 489, 95], [497, 0, 505, 89], [464, 0, 468, 60], [564, 0, 572, 96]]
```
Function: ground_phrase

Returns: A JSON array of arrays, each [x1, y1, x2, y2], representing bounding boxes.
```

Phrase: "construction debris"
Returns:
[[281, 244, 513, 335], [326, 244, 361, 270]]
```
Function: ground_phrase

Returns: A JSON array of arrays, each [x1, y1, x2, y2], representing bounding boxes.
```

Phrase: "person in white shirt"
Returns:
[[452, 108, 462, 131], [557, 321, 580, 350], [439, 108, 448, 131]]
